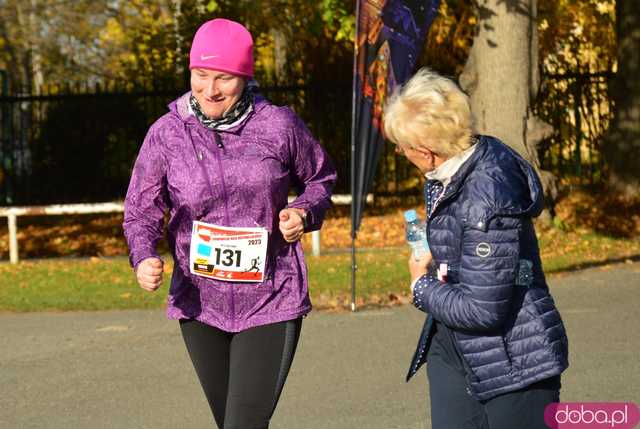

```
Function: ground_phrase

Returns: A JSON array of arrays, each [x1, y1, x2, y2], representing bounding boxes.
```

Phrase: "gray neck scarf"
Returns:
[[189, 81, 257, 131]]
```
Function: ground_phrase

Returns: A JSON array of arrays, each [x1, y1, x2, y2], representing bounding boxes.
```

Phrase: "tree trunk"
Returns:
[[15, 2, 31, 91], [459, 0, 555, 220], [172, 0, 184, 76], [270, 28, 288, 85], [602, 0, 640, 198], [29, 0, 44, 93]]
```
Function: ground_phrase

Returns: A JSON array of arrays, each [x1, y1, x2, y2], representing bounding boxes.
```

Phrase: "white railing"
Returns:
[[0, 194, 373, 264]]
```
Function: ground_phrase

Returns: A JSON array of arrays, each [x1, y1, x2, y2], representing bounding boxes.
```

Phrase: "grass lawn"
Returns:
[[0, 250, 411, 312], [1, 230, 638, 312]]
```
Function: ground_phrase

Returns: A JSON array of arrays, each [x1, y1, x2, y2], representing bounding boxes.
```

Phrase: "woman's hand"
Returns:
[[409, 251, 432, 283], [279, 208, 305, 243], [135, 257, 164, 292]]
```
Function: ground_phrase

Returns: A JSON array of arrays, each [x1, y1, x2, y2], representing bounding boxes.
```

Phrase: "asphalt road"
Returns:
[[1, 262, 639, 429]]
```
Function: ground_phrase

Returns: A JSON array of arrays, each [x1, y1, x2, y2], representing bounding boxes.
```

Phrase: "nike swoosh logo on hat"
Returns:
[[200, 54, 219, 60]]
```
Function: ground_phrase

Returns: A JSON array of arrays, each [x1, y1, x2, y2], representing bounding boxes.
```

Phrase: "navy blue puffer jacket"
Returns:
[[407, 136, 569, 401]]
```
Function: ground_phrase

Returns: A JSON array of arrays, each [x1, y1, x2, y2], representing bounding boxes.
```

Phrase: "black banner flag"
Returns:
[[349, 0, 439, 310], [351, 0, 439, 236]]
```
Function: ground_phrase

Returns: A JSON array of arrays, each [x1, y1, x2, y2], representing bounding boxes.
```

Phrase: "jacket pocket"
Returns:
[[267, 242, 300, 293], [453, 331, 514, 383]]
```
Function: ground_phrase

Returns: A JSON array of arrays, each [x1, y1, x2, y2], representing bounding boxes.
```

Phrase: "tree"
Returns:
[[602, 0, 640, 197], [420, 0, 477, 76], [459, 0, 556, 218], [97, 0, 178, 85], [205, 0, 354, 86], [0, 0, 119, 90]]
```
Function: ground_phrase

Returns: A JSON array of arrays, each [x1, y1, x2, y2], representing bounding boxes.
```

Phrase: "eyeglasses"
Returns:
[[394, 145, 439, 158]]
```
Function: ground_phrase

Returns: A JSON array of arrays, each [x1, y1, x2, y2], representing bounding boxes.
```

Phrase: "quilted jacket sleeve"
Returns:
[[413, 215, 521, 332], [123, 123, 170, 268], [285, 112, 337, 232]]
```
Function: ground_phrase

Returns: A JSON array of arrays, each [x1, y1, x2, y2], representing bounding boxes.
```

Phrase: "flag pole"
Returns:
[[350, 0, 361, 313]]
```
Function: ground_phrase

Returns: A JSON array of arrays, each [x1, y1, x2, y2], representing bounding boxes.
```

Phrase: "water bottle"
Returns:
[[404, 209, 429, 259]]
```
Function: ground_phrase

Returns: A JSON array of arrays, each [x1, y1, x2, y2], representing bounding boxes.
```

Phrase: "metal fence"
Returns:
[[0, 81, 172, 205], [534, 70, 615, 184], [0, 70, 615, 206], [0, 80, 359, 205]]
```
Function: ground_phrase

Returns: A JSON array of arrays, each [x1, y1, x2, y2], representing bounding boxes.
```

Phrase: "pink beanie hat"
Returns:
[[189, 18, 254, 78]]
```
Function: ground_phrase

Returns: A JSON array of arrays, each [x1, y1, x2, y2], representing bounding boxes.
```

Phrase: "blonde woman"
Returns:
[[384, 68, 568, 429]]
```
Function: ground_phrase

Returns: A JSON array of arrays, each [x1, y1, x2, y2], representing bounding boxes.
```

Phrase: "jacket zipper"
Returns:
[[212, 132, 231, 225], [426, 185, 476, 396], [212, 131, 234, 328], [186, 125, 216, 212]]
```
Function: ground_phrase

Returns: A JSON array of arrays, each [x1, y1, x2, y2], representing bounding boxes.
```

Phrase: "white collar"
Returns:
[[425, 142, 477, 188]]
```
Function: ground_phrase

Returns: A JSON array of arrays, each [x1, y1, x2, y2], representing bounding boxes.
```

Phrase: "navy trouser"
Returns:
[[426, 350, 561, 429], [180, 318, 302, 429]]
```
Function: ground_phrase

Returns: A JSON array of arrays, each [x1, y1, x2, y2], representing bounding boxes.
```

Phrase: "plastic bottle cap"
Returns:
[[403, 209, 418, 222]]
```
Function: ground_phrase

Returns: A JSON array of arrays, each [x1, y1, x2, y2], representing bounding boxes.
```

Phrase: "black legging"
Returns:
[[179, 318, 302, 429]]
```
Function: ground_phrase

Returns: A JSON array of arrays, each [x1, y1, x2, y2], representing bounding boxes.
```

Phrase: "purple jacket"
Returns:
[[123, 92, 336, 332]]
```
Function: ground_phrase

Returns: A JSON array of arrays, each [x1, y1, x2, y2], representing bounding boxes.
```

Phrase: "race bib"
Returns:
[[189, 221, 268, 282]]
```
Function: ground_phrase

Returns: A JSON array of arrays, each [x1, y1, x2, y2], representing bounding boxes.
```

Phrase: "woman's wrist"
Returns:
[[288, 208, 308, 229]]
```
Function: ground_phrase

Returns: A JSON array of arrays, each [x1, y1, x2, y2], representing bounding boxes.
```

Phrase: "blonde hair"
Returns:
[[383, 68, 475, 159]]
